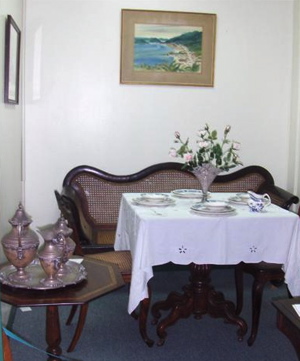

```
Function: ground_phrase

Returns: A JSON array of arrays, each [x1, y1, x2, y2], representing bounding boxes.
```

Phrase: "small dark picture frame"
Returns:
[[4, 15, 21, 104]]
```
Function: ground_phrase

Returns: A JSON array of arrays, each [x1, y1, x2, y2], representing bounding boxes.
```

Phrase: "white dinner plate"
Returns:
[[132, 197, 175, 207], [228, 196, 249, 205], [140, 193, 169, 203], [191, 203, 236, 216], [171, 189, 205, 198], [202, 200, 228, 211]]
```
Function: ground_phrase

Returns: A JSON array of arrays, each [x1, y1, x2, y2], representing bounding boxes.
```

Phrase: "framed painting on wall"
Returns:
[[4, 15, 21, 104], [120, 9, 216, 87]]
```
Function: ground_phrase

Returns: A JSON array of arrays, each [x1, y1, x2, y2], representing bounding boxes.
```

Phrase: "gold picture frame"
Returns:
[[120, 9, 216, 87]]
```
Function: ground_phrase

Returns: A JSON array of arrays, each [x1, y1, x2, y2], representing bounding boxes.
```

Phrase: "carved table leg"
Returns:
[[66, 305, 78, 326], [152, 291, 190, 325], [67, 303, 89, 352], [152, 263, 247, 345], [46, 305, 62, 361], [131, 284, 154, 347], [139, 298, 154, 347]]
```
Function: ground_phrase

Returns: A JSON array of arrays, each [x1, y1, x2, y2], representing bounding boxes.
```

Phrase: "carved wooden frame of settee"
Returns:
[[55, 162, 299, 256]]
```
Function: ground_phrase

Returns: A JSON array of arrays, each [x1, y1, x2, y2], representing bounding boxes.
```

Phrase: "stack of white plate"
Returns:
[[171, 189, 204, 198], [132, 193, 175, 207], [191, 200, 236, 216]]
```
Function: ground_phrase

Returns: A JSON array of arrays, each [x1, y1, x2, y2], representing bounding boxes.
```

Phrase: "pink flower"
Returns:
[[170, 124, 242, 171], [174, 131, 181, 139], [184, 153, 193, 162]]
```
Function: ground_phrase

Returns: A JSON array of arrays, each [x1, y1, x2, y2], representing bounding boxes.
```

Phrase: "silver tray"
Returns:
[[0, 259, 87, 290]]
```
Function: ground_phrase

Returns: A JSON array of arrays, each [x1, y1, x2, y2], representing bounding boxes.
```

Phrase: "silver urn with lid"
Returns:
[[52, 215, 76, 276], [1, 203, 40, 283]]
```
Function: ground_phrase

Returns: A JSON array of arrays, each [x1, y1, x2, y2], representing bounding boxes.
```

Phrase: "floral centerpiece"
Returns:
[[169, 124, 242, 201]]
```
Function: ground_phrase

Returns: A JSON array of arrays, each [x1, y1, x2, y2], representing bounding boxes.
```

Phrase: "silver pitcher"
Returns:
[[37, 227, 63, 287]]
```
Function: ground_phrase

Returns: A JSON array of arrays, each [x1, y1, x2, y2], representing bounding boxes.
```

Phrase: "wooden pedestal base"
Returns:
[[152, 263, 247, 345]]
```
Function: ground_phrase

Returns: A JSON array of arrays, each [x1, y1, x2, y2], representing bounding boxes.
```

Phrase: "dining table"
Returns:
[[114, 191, 300, 345]]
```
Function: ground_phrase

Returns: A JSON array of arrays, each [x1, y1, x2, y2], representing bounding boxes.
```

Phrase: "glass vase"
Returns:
[[192, 164, 221, 202]]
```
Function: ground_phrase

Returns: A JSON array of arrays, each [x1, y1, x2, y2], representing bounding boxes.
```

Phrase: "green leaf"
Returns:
[[211, 130, 217, 139]]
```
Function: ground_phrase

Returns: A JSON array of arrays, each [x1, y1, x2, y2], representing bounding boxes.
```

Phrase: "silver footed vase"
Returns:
[[192, 164, 221, 202]]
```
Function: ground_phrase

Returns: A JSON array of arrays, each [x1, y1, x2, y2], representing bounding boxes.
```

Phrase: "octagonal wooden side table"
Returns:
[[0, 258, 124, 361]]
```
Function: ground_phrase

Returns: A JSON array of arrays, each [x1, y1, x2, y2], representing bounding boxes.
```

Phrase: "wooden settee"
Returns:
[[55, 162, 299, 256]]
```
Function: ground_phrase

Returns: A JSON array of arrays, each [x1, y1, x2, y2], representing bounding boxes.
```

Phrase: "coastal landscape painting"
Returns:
[[134, 24, 203, 73], [121, 10, 216, 87]]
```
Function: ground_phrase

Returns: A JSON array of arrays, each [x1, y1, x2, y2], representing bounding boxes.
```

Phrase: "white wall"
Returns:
[[289, 0, 300, 202], [0, 0, 23, 326], [0, 0, 23, 260], [24, 0, 296, 227]]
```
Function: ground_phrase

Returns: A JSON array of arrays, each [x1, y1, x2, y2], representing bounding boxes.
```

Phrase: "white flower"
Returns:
[[224, 125, 231, 134], [169, 148, 177, 158], [171, 124, 242, 171], [197, 129, 208, 138], [232, 142, 241, 150], [198, 140, 210, 148]]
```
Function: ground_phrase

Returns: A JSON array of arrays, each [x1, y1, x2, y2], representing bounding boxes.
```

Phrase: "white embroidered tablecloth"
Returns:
[[114, 193, 300, 314]]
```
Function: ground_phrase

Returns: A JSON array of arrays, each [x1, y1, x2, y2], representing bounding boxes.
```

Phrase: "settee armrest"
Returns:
[[259, 183, 299, 210], [55, 188, 88, 255], [81, 244, 115, 254], [55, 187, 114, 255]]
